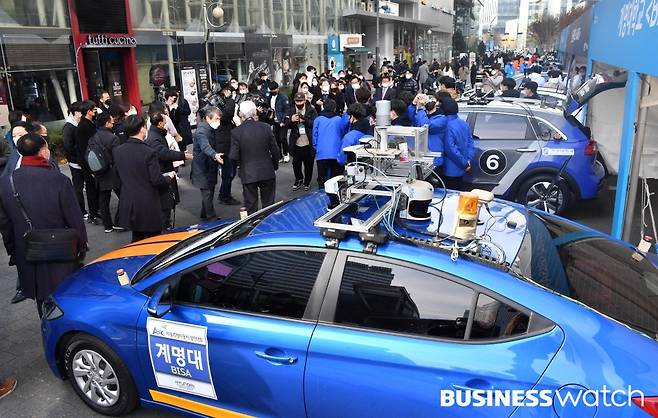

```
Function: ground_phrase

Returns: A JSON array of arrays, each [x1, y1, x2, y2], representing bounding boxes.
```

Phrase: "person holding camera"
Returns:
[[482, 64, 504, 95], [286, 92, 318, 191], [414, 93, 447, 176]]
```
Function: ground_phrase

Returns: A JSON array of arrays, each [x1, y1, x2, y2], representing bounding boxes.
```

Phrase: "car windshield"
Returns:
[[132, 201, 286, 284], [514, 211, 658, 338]]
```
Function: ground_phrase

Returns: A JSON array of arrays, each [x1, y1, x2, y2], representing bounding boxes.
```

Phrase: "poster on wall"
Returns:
[[328, 54, 344, 75], [198, 67, 210, 96], [180, 67, 199, 128]]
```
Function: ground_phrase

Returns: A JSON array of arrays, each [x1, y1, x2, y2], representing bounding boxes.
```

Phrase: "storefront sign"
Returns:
[[181, 67, 199, 127], [340, 34, 363, 51], [328, 35, 340, 54], [379, 0, 400, 16], [84, 34, 137, 48], [147, 318, 216, 400]]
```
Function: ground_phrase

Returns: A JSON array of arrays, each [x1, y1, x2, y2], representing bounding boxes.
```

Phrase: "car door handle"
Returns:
[[452, 379, 494, 391], [516, 148, 537, 153], [255, 350, 298, 365]]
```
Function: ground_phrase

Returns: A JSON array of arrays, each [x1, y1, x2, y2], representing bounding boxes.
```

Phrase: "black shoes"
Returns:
[[220, 197, 242, 206], [11, 290, 26, 304], [292, 180, 303, 191]]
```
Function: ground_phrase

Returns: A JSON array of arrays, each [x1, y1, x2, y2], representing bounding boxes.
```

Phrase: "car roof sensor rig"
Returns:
[[314, 126, 507, 267]]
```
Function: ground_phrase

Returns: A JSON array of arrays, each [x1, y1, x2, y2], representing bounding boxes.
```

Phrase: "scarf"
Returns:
[[21, 156, 52, 170], [65, 114, 79, 127]]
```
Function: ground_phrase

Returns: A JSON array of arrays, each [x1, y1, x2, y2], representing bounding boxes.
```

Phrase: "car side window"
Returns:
[[175, 250, 326, 320], [469, 293, 530, 339], [334, 257, 475, 340], [535, 120, 564, 141], [473, 113, 532, 140]]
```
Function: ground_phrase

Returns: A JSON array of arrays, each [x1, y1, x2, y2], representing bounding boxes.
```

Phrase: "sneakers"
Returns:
[[292, 180, 303, 191], [283, 154, 290, 163], [83, 213, 89, 221], [113, 226, 126, 231], [0, 377, 17, 400], [87, 217, 100, 225], [104, 228, 114, 233], [10, 290, 26, 304], [304, 185, 310, 192]]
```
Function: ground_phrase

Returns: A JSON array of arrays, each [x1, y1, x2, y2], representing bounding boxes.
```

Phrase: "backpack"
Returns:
[[85, 142, 110, 175]]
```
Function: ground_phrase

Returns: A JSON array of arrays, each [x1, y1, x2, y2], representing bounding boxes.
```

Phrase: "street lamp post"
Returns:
[[376, 0, 380, 70], [203, 1, 226, 90]]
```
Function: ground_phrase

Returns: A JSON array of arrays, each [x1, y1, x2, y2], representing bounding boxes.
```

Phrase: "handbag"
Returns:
[[10, 173, 80, 263]]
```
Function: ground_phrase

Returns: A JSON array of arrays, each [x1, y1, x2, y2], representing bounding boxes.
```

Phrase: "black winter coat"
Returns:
[[114, 138, 170, 232], [229, 120, 280, 185], [285, 103, 317, 153], [75, 118, 97, 169], [88, 127, 121, 191], [214, 98, 236, 154], [62, 122, 78, 164], [171, 98, 193, 147], [0, 165, 87, 300], [145, 125, 185, 211]]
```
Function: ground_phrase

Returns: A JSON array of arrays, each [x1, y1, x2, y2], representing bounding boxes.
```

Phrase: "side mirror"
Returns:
[[147, 283, 172, 318]]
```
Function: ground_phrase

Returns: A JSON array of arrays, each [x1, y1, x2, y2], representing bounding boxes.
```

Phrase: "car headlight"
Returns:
[[41, 296, 64, 320]]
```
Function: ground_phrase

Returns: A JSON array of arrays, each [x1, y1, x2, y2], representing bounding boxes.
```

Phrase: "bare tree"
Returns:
[[528, 10, 561, 53]]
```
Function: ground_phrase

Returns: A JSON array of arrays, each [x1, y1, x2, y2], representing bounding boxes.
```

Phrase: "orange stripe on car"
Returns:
[[149, 390, 254, 418], [89, 229, 202, 264]]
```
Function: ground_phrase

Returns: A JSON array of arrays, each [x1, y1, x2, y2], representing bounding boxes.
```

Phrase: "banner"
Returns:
[[180, 67, 199, 127]]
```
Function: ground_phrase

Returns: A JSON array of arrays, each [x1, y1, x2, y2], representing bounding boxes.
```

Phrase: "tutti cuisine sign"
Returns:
[[84, 34, 137, 48]]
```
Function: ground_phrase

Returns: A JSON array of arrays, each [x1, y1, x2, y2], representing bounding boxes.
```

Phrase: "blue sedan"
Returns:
[[41, 192, 658, 417]]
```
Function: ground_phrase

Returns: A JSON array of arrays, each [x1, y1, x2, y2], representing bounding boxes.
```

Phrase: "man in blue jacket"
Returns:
[[312, 99, 349, 188], [414, 93, 447, 176], [442, 97, 474, 191], [338, 104, 370, 166]]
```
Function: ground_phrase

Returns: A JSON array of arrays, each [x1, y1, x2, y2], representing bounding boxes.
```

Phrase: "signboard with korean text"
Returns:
[[147, 318, 217, 400], [339, 34, 363, 52], [589, 1, 658, 76]]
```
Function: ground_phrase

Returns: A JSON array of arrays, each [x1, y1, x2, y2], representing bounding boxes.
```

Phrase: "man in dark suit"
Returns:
[[191, 106, 224, 220], [267, 81, 291, 163], [0, 133, 87, 316], [75, 100, 100, 224], [113, 115, 173, 242], [372, 74, 398, 103], [230, 101, 280, 214]]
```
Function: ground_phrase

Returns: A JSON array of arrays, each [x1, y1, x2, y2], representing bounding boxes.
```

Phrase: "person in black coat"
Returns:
[[0, 134, 87, 316], [62, 102, 86, 216], [213, 95, 240, 205], [113, 116, 173, 242], [372, 74, 398, 103], [285, 93, 318, 191], [191, 106, 224, 220], [266, 81, 291, 163], [174, 90, 194, 149], [88, 112, 121, 232], [230, 101, 280, 214], [75, 100, 100, 223], [145, 111, 191, 229], [398, 70, 420, 95]]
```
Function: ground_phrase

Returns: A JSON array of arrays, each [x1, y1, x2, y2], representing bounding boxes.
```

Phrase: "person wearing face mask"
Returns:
[[146, 111, 193, 228], [372, 74, 398, 104], [398, 70, 419, 96], [286, 92, 318, 191], [1, 123, 28, 179], [0, 133, 88, 317], [191, 106, 225, 221], [87, 112, 122, 233], [338, 103, 370, 166], [313, 79, 332, 114], [312, 98, 350, 188], [414, 93, 447, 178], [110, 102, 136, 145], [97, 91, 111, 115], [113, 116, 174, 242], [229, 78, 239, 92], [75, 100, 101, 224], [390, 99, 412, 127], [171, 87, 194, 149], [257, 72, 272, 99], [522, 81, 540, 100], [346, 75, 362, 106], [267, 81, 291, 163]]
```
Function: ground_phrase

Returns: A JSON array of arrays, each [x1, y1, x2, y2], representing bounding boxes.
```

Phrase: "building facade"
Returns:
[[0, 0, 453, 122]]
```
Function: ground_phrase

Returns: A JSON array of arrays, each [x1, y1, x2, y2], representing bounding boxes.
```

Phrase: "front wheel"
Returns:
[[64, 334, 139, 416], [517, 174, 571, 214]]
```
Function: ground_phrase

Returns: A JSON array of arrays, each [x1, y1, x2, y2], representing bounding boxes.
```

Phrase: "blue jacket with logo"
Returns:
[[414, 109, 447, 167], [338, 118, 372, 165], [443, 114, 475, 177], [312, 112, 350, 161]]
